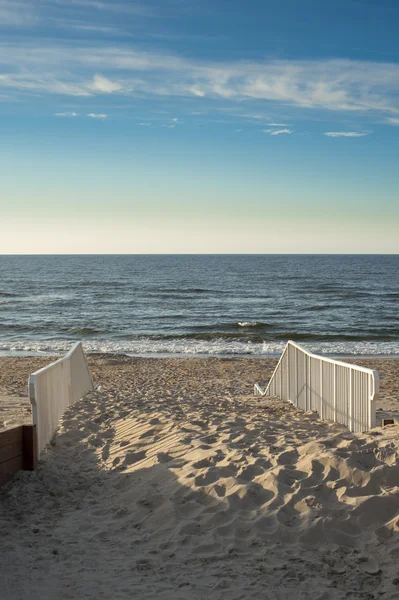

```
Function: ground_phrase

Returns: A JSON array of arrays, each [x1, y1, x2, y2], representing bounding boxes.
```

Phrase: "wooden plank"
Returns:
[[0, 440, 23, 464], [0, 455, 23, 485], [0, 426, 23, 449], [23, 425, 38, 470]]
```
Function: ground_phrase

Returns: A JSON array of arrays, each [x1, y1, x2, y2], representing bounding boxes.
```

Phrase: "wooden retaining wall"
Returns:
[[0, 425, 38, 485]]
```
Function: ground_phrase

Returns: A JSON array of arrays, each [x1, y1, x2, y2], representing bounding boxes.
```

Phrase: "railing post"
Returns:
[[319, 360, 323, 419], [304, 354, 308, 411], [369, 373, 377, 429], [333, 364, 337, 422], [287, 345, 290, 402], [295, 346, 298, 406], [349, 369, 353, 431]]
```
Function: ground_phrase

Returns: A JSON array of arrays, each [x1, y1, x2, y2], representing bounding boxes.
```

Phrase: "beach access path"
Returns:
[[1, 355, 399, 599]]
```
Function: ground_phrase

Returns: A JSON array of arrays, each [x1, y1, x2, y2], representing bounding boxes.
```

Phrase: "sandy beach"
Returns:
[[1, 354, 399, 599]]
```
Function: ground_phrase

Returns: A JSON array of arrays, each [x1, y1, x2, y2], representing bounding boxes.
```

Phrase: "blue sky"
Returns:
[[1, 0, 398, 253]]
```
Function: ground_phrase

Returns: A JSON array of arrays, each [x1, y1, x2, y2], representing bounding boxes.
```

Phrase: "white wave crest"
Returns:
[[0, 338, 398, 357]]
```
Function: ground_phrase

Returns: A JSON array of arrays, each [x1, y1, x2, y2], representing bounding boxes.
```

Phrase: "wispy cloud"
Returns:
[[189, 86, 206, 97], [324, 131, 368, 137], [55, 111, 79, 117], [162, 117, 179, 129], [49, 0, 155, 17], [0, 1, 37, 26], [386, 117, 399, 126], [267, 122, 290, 127], [1, 43, 399, 120], [67, 24, 123, 34], [90, 74, 122, 93], [264, 128, 293, 135], [87, 112, 107, 118], [0, 71, 122, 97]]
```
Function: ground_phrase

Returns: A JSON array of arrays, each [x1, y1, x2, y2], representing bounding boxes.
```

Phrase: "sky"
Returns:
[[0, 0, 398, 253]]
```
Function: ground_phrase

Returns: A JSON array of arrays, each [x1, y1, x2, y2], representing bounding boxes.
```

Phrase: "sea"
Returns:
[[0, 254, 398, 357]]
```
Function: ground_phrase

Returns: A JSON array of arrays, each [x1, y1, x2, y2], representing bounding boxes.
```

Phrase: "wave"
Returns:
[[1, 322, 398, 343], [67, 327, 107, 335], [275, 331, 399, 342], [0, 323, 111, 336], [237, 321, 271, 328], [155, 287, 227, 294], [1, 338, 399, 357], [72, 281, 127, 288]]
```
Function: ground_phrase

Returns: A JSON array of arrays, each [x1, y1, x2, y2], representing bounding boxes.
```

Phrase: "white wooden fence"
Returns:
[[254, 341, 379, 432], [29, 342, 93, 456]]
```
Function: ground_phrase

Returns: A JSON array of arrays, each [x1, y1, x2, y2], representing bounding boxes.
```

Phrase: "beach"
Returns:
[[1, 355, 399, 599]]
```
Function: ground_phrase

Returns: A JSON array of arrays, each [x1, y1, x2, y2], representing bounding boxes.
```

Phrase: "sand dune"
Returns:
[[1, 356, 399, 599]]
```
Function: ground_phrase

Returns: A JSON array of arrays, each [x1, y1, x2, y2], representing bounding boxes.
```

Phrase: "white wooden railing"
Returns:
[[29, 342, 93, 456], [254, 341, 379, 432]]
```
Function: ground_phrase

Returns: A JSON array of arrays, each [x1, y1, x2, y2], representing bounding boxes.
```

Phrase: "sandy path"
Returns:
[[1, 356, 399, 599]]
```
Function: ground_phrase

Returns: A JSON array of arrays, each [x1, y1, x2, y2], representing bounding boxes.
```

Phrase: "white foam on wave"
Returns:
[[237, 322, 260, 327], [0, 338, 399, 357]]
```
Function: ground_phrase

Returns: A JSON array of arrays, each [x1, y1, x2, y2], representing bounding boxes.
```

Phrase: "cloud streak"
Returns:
[[48, 0, 155, 17], [90, 74, 122, 93], [0, 1, 38, 26], [324, 131, 368, 137], [55, 111, 79, 117], [264, 128, 293, 135], [87, 112, 107, 118]]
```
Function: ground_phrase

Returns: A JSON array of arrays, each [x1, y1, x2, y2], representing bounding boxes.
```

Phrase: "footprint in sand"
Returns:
[[214, 484, 226, 497], [157, 452, 174, 463], [193, 451, 226, 470], [101, 442, 111, 461], [139, 427, 164, 439], [200, 434, 219, 444], [277, 449, 299, 465], [237, 463, 266, 482], [192, 457, 214, 469], [123, 450, 147, 466], [194, 465, 237, 487], [192, 419, 209, 429]]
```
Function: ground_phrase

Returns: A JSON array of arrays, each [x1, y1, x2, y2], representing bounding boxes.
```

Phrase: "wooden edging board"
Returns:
[[0, 425, 38, 485]]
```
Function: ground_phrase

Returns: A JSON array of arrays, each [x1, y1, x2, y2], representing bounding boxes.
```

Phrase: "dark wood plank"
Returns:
[[0, 455, 23, 485], [0, 441, 23, 464], [0, 426, 23, 449], [23, 425, 38, 470]]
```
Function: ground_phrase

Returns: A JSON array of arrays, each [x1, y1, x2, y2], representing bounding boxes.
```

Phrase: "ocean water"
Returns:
[[0, 254, 398, 357]]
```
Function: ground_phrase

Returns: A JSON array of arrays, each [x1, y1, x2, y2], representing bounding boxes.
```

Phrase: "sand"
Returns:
[[1, 355, 399, 599]]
